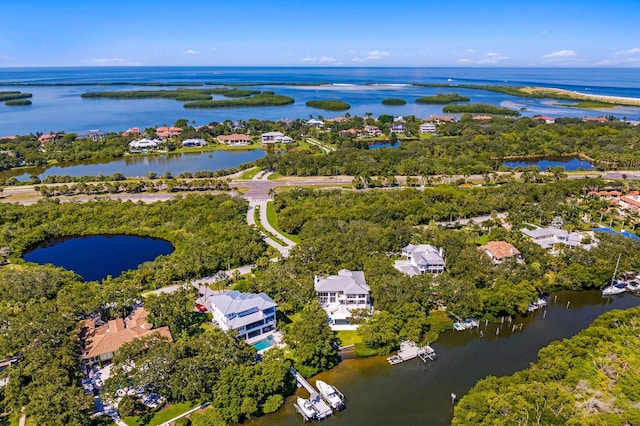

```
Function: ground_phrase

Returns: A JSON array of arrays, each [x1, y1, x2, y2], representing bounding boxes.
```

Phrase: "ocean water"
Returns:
[[1, 67, 639, 136]]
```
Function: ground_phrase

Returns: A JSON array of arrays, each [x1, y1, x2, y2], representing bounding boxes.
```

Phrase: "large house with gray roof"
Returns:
[[208, 290, 277, 340], [520, 226, 595, 253], [394, 244, 445, 276], [314, 269, 371, 326]]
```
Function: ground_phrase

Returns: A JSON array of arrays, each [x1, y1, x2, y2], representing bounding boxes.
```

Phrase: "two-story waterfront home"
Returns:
[[129, 138, 161, 150], [261, 131, 293, 144], [314, 269, 371, 326], [81, 307, 172, 365], [394, 244, 445, 276], [208, 290, 277, 340], [419, 123, 436, 134]]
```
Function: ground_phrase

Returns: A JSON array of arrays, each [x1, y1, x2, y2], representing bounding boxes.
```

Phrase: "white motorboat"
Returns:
[[295, 397, 318, 420], [316, 380, 345, 410]]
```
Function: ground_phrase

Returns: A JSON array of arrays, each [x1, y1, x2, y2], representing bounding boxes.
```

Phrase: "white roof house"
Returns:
[[314, 270, 370, 327], [394, 244, 445, 276], [521, 226, 595, 252], [261, 132, 293, 144], [306, 119, 324, 127], [419, 123, 437, 134], [129, 138, 161, 149], [182, 138, 205, 147], [208, 290, 277, 340]]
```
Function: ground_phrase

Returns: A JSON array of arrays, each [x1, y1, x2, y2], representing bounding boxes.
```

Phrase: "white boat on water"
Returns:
[[296, 397, 318, 420], [602, 282, 627, 296], [627, 279, 640, 292], [316, 380, 345, 410]]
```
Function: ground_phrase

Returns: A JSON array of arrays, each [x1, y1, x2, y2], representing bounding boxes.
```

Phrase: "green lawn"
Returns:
[[123, 402, 196, 426], [266, 201, 301, 244], [267, 172, 282, 181], [239, 167, 262, 180], [336, 330, 362, 347]]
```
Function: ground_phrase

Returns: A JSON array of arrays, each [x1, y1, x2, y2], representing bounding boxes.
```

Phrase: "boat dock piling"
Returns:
[[291, 369, 333, 420]]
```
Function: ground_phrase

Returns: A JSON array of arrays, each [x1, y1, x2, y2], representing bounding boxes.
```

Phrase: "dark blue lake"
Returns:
[[503, 156, 596, 171], [23, 235, 174, 281]]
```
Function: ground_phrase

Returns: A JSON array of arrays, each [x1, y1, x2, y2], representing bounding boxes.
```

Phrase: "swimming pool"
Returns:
[[251, 335, 275, 351]]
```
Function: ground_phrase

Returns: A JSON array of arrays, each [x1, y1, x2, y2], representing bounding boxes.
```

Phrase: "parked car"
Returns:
[[195, 303, 208, 312]]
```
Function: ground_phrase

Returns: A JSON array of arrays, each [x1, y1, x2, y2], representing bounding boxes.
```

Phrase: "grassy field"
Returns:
[[266, 201, 301, 244], [123, 402, 196, 426], [267, 172, 282, 180]]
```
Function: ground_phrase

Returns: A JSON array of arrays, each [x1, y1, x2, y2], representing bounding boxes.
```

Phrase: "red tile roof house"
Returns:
[[155, 126, 183, 139], [619, 195, 640, 211], [217, 134, 252, 146], [533, 116, 556, 124], [38, 133, 59, 143], [582, 117, 607, 123], [424, 115, 456, 123], [80, 307, 172, 365], [122, 127, 140, 137], [479, 241, 522, 264]]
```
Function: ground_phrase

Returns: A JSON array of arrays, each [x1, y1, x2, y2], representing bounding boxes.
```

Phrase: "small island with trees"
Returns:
[[305, 99, 351, 111], [381, 98, 406, 105], [0, 91, 33, 106], [415, 92, 470, 104]]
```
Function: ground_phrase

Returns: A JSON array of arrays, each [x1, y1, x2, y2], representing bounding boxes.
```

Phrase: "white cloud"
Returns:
[[83, 58, 140, 66], [183, 49, 200, 55], [367, 50, 390, 60], [615, 47, 640, 56], [456, 58, 474, 65], [543, 50, 577, 59], [477, 52, 509, 64], [302, 56, 337, 63]]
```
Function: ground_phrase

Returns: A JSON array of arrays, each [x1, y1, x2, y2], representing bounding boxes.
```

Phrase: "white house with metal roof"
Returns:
[[314, 269, 371, 327], [260, 131, 293, 144], [394, 244, 445, 276], [208, 290, 277, 340], [520, 226, 595, 253]]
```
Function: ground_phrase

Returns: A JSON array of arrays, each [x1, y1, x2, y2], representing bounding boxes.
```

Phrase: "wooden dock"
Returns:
[[291, 369, 333, 420], [387, 341, 437, 365]]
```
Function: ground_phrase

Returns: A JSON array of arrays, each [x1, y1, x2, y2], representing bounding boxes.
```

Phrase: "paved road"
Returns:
[[247, 200, 292, 258]]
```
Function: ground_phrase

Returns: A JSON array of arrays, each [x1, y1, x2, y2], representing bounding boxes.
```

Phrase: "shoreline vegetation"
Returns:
[[442, 103, 521, 115], [80, 87, 296, 108], [305, 99, 351, 111], [415, 83, 640, 108], [81, 87, 261, 101], [0, 91, 33, 106], [453, 306, 640, 425], [415, 93, 470, 104]]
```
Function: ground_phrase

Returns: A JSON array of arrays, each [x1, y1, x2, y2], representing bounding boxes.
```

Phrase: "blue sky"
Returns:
[[2, 0, 640, 67]]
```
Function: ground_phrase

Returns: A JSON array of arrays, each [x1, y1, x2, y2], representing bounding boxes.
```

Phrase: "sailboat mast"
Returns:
[[611, 253, 622, 286]]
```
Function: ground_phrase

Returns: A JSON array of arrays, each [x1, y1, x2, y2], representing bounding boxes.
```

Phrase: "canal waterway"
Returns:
[[23, 234, 174, 281], [244, 290, 640, 426], [2, 149, 265, 181]]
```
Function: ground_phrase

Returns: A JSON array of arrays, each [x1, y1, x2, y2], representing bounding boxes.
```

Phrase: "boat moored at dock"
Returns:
[[316, 380, 345, 410]]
